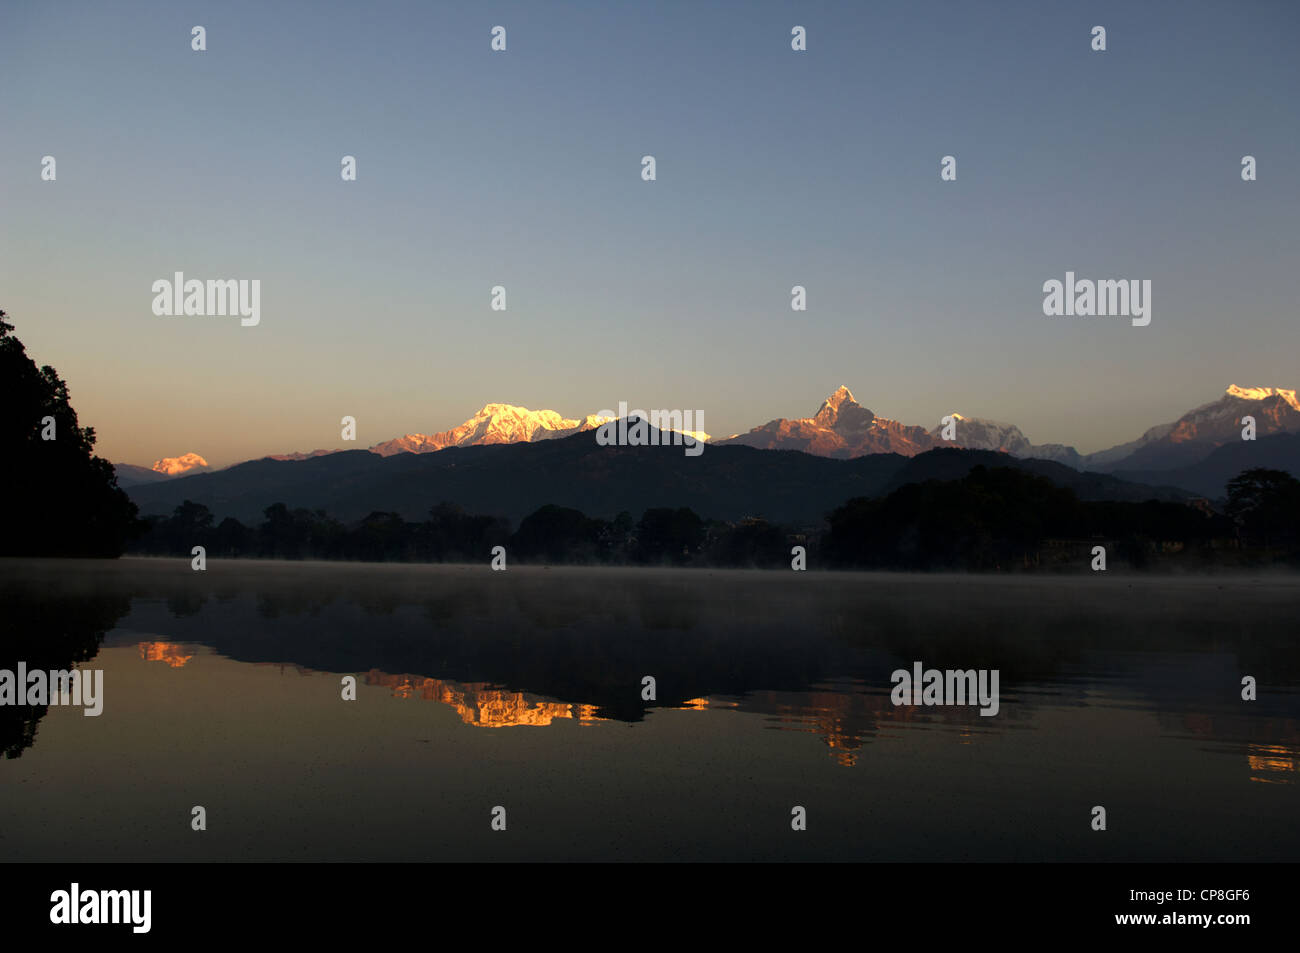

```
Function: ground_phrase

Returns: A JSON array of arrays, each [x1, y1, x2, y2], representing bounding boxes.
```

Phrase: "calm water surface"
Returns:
[[2, 557, 1297, 861]]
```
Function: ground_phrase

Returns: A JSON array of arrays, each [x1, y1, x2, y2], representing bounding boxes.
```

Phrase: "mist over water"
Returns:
[[2, 558, 1297, 861]]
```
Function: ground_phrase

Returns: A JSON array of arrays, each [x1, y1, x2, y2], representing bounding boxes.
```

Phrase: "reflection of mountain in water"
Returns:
[[353, 671, 1025, 763], [1246, 743, 1299, 784], [1154, 705, 1300, 785], [139, 643, 1026, 763], [364, 670, 605, 728], [8, 559, 1300, 775], [133, 641, 1297, 775], [138, 641, 193, 667]]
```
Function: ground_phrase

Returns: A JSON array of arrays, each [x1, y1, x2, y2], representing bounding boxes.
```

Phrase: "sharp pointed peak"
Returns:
[[816, 385, 861, 414]]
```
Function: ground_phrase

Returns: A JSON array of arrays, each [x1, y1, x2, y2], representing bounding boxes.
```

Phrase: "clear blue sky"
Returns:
[[1, 0, 1296, 465]]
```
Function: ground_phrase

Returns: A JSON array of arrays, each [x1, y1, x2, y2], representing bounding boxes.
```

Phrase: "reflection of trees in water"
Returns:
[[228, 571, 1300, 736], [4, 564, 1298, 762], [166, 592, 208, 618], [0, 587, 131, 758], [256, 586, 341, 620]]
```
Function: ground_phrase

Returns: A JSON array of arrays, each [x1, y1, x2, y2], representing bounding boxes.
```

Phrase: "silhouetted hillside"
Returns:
[[128, 425, 1190, 526], [129, 429, 908, 524], [1114, 433, 1300, 499], [112, 463, 172, 488], [888, 448, 1193, 502]]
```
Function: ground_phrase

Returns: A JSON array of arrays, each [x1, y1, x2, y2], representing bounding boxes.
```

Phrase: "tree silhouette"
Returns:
[[0, 309, 140, 556], [826, 465, 1232, 570], [0, 587, 131, 757], [634, 507, 705, 564], [1227, 468, 1300, 548], [512, 504, 604, 563]]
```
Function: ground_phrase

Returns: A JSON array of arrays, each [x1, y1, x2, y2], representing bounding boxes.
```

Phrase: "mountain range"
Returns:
[[368, 403, 620, 456], [124, 429, 1195, 527], [115, 385, 1300, 501], [717, 386, 1084, 466]]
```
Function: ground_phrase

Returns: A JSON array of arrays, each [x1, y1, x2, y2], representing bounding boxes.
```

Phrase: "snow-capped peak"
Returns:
[[367, 403, 701, 457], [1225, 385, 1300, 410], [151, 452, 208, 475]]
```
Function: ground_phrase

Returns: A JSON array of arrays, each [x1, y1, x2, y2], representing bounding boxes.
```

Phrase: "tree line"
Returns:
[[127, 465, 1300, 570], [825, 465, 1298, 570], [128, 500, 795, 567]]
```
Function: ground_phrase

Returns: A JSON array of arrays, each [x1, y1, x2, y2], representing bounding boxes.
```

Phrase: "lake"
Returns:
[[2, 557, 1297, 861]]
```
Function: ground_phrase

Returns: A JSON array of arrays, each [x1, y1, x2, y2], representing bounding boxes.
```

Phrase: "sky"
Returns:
[[1, 0, 1297, 467]]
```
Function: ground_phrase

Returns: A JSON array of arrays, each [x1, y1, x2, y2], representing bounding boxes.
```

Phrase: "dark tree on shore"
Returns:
[[0, 310, 140, 556], [1227, 468, 1300, 547], [824, 465, 1234, 570], [634, 507, 705, 564], [513, 504, 604, 563]]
